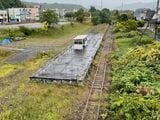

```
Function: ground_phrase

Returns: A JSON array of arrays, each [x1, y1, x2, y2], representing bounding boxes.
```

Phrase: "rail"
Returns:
[[81, 26, 112, 120]]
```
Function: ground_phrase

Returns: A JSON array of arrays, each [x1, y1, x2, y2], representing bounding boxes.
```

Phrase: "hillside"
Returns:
[[116, 2, 156, 11], [23, 1, 86, 11]]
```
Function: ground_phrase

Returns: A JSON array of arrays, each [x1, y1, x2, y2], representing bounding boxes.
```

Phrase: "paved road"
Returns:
[[0, 22, 70, 29]]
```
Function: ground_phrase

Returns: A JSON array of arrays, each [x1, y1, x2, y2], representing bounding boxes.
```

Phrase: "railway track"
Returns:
[[81, 26, 113, 120]]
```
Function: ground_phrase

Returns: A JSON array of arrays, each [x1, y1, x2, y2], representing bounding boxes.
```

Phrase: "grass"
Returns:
[[0, 54, 85, 120], [0, 50, 15, 64], [22, 23, 92, 45], [0, 23, 99, 120], [0, 64, 23, 78], [114, 38, 135, 58]]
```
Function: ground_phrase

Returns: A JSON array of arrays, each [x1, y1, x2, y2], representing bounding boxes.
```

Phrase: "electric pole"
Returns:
[[121, 0, 124, 11], [101, 0, 103, 10], [155, 0, 160, 40], [156, 0, 160, 14]]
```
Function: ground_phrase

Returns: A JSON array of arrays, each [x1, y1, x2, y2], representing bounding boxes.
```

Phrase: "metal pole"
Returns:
[[156, 0, 160, 14], [101, 0, 103, 10], [155, 24, 158, 40], [122, 0, 124, 11], [155, 0, 160, 40]]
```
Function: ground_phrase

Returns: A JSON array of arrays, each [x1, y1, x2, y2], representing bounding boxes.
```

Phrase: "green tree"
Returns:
[[75, 8, 88, 23], [40, 10, 58, 28], [91, 11, 101, 25], [0, 0, 24, 9], [91, 8, 111, 25], [89, 6, 97, 13], [119, 14, 128, 21], [65, 12, 75, 22], [100, 8, 111, 24]]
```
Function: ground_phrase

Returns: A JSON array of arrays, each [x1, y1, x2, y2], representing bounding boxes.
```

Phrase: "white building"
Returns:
[[134, 9, 155, 21], [0, 10, 8, 24], [8, 8, 25, 22], [8, 6, 40, 23], [54, 8, 78, 21]]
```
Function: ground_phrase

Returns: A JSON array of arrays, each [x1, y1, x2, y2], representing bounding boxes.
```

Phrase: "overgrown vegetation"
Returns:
[[103, 11, 160, 120], [107, 43, 160, 120]]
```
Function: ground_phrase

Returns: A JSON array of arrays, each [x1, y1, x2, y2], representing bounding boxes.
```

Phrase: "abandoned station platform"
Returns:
[[30, 33, 104, 83]]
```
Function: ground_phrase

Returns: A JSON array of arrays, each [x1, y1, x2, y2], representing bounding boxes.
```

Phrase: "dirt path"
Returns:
[[66, 26, 114, 120]]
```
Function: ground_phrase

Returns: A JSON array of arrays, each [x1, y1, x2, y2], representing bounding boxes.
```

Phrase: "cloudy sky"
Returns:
[[23, 0, 157, 9]]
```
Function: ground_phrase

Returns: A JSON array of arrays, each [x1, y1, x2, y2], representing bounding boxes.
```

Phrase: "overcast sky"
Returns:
[[23, 0, 158, 9]]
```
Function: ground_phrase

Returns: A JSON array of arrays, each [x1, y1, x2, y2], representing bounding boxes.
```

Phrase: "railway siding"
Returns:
[[81, 26, 113, 120]]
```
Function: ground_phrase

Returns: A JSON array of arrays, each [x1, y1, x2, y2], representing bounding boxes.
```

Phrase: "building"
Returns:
[[134, 9, 155, 21], [8, 8, 28, 22], [148, 8, 160, 32], [8, 6, 40, 23], [26, 5, 40, 21], [0, 10, 8, 24], [54, 8, 78, 21]]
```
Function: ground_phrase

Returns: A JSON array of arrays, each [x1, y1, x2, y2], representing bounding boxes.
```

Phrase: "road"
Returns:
[[0, 22, 70, 29]]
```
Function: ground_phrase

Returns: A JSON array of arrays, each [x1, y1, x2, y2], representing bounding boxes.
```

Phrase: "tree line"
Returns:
[[0, 0, 24, 9]]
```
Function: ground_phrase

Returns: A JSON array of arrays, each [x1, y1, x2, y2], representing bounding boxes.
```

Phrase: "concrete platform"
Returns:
[[30, 33, 104, 82]]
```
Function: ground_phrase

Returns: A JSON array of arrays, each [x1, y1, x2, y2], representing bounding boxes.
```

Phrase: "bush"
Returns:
[[115, 31, 139, 39], [137, 21, 146, 27], [19, 26, 33, 36], [112, 20, 137, 33], [126, 31, 139, 38], [132, 36, 153, 45], [104, 43, 160, 119], [1, 29, 25, 39], [124, 20, 137, 31], [112, 22, 126, 33], [109, 94, 160, 120]]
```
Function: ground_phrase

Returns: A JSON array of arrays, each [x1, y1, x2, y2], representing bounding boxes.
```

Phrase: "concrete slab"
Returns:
[[31, 33, 104, 82]]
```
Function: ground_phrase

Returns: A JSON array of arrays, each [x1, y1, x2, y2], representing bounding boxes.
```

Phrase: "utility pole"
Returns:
[[156, 0, 160, 14], [121, 0, 124, 11], [101, 0, 103, 10], [155, 0, 160, 40]]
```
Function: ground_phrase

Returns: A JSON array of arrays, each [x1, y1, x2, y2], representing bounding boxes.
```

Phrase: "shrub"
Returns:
[[104, 43, 160, 119], [137, 21, 146, 27], [124, 20, 137, 31], [112, 22, 126, 33], [108, 94, 160, 120], [115, 31, 139, 39], [112, 20, 137, 33], [2, 29, 25, 39], [132, 36, 153, 45], [19, 26, 33, 36]]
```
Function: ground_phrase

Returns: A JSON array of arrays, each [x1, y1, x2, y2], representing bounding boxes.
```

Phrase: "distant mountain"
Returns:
[[23, 1, 86, 11], [116, 2, 156, 11]]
